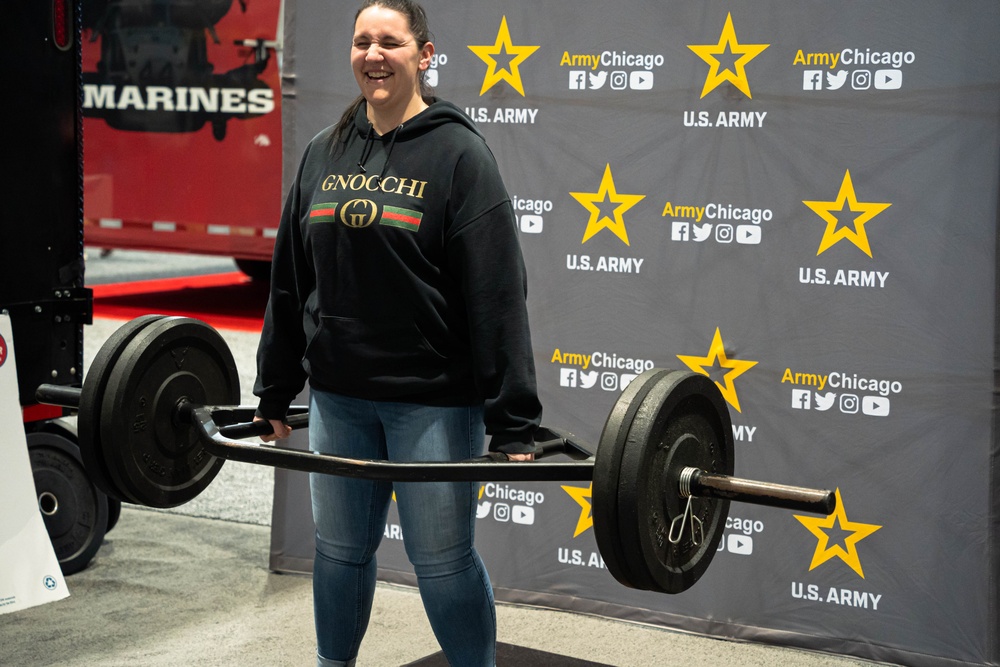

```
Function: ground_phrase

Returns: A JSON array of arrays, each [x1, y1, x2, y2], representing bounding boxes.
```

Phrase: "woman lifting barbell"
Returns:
[[252, 1, 542, 665]]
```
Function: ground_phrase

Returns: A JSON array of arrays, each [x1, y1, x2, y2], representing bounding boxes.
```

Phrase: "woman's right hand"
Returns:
[[254, 417, 293, 442]]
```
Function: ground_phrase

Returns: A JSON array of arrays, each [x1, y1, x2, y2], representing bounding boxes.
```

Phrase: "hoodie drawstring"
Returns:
[[379, 125, 400, 182], [357, 123, 402, 184], [357, 124, 376, 173]]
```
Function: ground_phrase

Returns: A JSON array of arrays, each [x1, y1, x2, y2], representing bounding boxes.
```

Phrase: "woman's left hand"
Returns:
[[506, 452, 535, 462]]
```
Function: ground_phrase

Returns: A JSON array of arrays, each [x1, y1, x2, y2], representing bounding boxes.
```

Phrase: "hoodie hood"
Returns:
[[353, 99, 482, 178]]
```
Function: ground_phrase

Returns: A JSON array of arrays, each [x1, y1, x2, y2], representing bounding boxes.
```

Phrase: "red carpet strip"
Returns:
[[91, 272, 268, 332]]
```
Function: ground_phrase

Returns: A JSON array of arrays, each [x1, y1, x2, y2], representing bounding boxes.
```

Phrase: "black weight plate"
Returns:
[[616, 371, 734, 594], [100, 317, 240, 508], [592, 368, 670, 591], [27, 431, 109, 576], [79, 314, 167, 501]]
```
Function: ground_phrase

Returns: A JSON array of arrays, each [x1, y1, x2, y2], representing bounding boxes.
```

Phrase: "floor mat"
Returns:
[[404, 642, 612, 666]]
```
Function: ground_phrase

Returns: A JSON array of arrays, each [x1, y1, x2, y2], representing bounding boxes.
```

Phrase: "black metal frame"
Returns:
[[3, 0, 92, 409]]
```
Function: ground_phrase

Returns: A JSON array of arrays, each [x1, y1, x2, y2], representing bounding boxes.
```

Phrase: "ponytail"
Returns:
[[329, 95, 366, 157]]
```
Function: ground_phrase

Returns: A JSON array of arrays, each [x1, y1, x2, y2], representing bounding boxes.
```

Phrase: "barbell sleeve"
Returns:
[[684, 467, 836, 515], [35, 383, 82, 408]]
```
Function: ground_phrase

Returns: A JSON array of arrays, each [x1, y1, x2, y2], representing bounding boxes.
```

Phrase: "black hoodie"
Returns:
[[254, 99, 541, 452]]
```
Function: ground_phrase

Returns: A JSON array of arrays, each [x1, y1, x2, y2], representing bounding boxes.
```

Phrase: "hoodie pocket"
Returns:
[[304, 314, 448, 384]]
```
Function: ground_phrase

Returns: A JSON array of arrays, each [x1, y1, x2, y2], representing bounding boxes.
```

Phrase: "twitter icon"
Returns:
[[692, 223, 712, 242], [814, 392, 837, 411], [589, 71, 608, 89], [826, 71, 848, 90]]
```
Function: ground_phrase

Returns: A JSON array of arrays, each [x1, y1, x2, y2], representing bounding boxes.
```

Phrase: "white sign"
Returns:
[[0, 314, 69, 614]]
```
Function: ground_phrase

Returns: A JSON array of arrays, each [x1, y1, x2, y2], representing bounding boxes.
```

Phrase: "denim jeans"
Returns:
[[309, 389, 496, 667]]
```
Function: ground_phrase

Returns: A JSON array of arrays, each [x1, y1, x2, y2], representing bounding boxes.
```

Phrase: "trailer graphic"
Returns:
[[81, 0, 283, 274]]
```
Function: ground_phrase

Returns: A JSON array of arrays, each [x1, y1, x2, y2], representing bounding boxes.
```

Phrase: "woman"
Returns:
[[253, 1, 542, 665]]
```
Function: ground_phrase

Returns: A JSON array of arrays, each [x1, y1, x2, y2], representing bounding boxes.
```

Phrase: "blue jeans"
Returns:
[[309, 390, 496, 667]]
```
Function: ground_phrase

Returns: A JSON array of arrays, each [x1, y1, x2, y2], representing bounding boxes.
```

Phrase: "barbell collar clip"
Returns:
[[668, 493, 704, 546]]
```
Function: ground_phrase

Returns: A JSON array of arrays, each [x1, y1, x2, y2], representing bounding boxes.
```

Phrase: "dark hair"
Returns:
[[330, 0, 435, 149]]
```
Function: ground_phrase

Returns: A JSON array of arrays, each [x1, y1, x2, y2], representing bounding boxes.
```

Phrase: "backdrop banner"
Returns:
[[271, 3, 1000, 665]]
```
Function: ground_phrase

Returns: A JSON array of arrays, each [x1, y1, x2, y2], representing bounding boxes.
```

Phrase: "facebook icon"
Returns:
[[569, 70, 587, 90], [792, 389, 811, 410], [803, 70, 823, 91], [671, 221, 690, 241]]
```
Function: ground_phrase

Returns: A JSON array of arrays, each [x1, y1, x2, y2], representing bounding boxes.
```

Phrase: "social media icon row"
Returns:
[[671, 221, 761, 245], [569, 70, 653, 90], [802, 68, 902, 91], [792, 389, 890, 416], [477, 501, 535, 525], [559, 368, 638, 392]]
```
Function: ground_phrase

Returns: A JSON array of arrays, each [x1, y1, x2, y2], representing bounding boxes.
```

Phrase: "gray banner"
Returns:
[[273, 2, 1000, 665]]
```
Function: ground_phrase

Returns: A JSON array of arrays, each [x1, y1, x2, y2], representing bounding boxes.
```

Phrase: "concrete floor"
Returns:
[[0, 508, 885, 667]]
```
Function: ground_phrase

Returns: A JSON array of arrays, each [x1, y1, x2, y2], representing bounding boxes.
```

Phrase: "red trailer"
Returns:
[[81, 0, 283, 279]]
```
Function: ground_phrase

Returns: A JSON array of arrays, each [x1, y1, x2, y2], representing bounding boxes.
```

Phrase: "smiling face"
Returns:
[[351, 5, 434, 129]]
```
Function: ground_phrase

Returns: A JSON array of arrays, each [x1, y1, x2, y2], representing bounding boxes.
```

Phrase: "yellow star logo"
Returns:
[[676, 327, 758, 413], [794, 489, 882, 578], [561, 483, 593, 538], [467, 16, 539, 97], [570, 164, 645, 245], [688, 13, 769, 99], [803, 170, 892, 257]]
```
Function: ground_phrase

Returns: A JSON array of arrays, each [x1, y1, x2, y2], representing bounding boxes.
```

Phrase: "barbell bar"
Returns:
[[36, 315, 836, 594]]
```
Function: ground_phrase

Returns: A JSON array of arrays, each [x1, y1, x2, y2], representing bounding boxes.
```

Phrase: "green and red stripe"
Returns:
[[381, 205, 423, 232], [309, 202, 338, 223]]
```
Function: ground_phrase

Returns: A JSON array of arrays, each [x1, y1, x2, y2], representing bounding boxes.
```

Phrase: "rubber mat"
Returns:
[[404, 642, 612, 666]]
